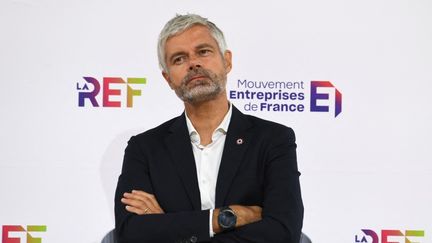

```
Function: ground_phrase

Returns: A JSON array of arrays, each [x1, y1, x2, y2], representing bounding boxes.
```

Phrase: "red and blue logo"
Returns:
[[310, 81, 342, 117]]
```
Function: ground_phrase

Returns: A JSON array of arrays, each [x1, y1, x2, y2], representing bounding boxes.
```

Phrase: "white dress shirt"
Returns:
[[185, 103, 232, 237]]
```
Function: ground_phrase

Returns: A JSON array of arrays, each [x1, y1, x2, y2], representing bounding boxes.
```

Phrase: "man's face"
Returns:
[[162, 25, 232, 104]]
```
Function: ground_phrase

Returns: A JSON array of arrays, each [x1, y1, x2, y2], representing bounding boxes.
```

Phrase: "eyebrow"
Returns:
[[168, 43, 217, 63], [195, 43, 216, 50]]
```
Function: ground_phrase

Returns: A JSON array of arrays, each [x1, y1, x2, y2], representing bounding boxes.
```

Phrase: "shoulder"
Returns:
[[246, 114, 292, 131], [232, 105, 295, 139], [129, 114, 184, 144], [248, 114, 295, 140]]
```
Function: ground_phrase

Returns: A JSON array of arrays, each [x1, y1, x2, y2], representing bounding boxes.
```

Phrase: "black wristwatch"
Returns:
[[218, 206, 237, 231]]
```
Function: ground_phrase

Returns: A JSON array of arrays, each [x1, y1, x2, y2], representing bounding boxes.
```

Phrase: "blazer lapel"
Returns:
[[215, 106, 252, 207], [164, 113, 201, 210]]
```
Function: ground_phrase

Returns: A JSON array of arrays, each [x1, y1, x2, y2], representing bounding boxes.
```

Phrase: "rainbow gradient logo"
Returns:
[[310, 81, 342, 117], [2, 225, 46, 243], [355, 229, 424, 243], [77, 77, 146, 107]]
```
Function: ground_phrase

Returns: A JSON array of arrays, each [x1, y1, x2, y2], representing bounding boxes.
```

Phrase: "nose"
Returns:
[[189, 63, 201, 71], [188, 55, 202, 70]]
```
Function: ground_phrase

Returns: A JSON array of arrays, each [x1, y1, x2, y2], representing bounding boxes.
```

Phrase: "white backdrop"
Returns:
[[1, 0, 431, 242]]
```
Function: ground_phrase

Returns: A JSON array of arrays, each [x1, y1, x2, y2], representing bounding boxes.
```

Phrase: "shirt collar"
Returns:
[[185, 103, 232, 145]]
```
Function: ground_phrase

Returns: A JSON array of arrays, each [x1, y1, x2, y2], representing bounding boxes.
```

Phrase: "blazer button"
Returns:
[[190, 236, 197, 242]]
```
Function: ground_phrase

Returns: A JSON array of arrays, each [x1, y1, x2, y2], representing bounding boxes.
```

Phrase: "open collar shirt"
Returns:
[[185, 103, 232, 237]]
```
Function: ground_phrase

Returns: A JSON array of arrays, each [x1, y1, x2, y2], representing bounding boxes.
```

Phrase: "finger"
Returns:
[[121, 197, 150, 210], [123, 192, 142, 199], [123, 192, 150, 202], [122, 198, 155, 215], [125, 194, 158, 212], [139, 193, 164, 213], [131, 190, 152, 197], [122, 195, 162, 214], [125, 205, 148, 215], [131, 190, 159, 206], [124, 191, 153, 201], [130, 191, 164, 213]]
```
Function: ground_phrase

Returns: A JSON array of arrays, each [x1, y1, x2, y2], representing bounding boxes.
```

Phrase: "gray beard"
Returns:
[[174, 68, 226, 103]]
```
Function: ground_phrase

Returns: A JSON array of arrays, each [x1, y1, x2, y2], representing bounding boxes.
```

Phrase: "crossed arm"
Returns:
[[115, 127, 303, 242], [121, 190, 262, 234]]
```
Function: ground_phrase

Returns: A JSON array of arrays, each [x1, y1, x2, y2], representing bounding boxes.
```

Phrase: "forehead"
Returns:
[[164, 25, 219, 55]]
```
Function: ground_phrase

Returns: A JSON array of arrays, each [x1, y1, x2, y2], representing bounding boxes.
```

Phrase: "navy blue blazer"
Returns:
[[115, 106, 303, 243]]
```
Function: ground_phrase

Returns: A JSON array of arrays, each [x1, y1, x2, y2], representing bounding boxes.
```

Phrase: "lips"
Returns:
[[182, 68, 211, 86], [186, 75, 208, 86]]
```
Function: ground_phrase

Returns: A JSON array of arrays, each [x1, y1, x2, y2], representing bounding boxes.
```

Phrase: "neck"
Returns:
[[184, 93, 229, 145]]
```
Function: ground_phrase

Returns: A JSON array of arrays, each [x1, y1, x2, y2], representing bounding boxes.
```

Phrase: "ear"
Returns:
[[223, 50, 232, 73], [162, 71, 174, 90]]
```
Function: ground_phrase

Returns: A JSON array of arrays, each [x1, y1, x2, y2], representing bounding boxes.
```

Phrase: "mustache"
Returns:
[[182, 68, 212, 85]]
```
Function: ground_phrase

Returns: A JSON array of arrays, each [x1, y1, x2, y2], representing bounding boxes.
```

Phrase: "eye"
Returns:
[[172, 55, 186, 65], [198, 49, 212, 56]]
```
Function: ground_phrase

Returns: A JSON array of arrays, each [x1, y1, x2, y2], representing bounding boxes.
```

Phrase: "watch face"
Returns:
[[219, 208, 236, 229]]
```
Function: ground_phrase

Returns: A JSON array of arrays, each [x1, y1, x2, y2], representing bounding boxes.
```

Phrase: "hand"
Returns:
[[121, 190, 164, 215], [212, 205, 262, 233], [231, 205, 262, 227]]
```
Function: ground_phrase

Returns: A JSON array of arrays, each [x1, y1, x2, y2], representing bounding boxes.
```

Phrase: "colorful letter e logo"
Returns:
[[310, 81, 342, 117]]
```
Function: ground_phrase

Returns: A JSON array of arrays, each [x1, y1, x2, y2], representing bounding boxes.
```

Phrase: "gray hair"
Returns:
[[157, 14, 228, 72]]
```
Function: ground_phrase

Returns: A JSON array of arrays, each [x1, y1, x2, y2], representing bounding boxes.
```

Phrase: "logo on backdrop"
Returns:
[[229, 79, 342, 117], [310, 81, 342, 117], [2, 225, 46, 243], [354, 229, 424, 243], [77, 77, 146, 108]]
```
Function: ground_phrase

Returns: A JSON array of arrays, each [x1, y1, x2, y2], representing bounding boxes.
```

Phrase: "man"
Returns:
[[115, 14, 303, 243]]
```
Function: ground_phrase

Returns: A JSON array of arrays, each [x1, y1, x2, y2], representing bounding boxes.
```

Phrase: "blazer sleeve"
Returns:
[[114, 136, 211, 243], [211, 127, 304, 243]]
